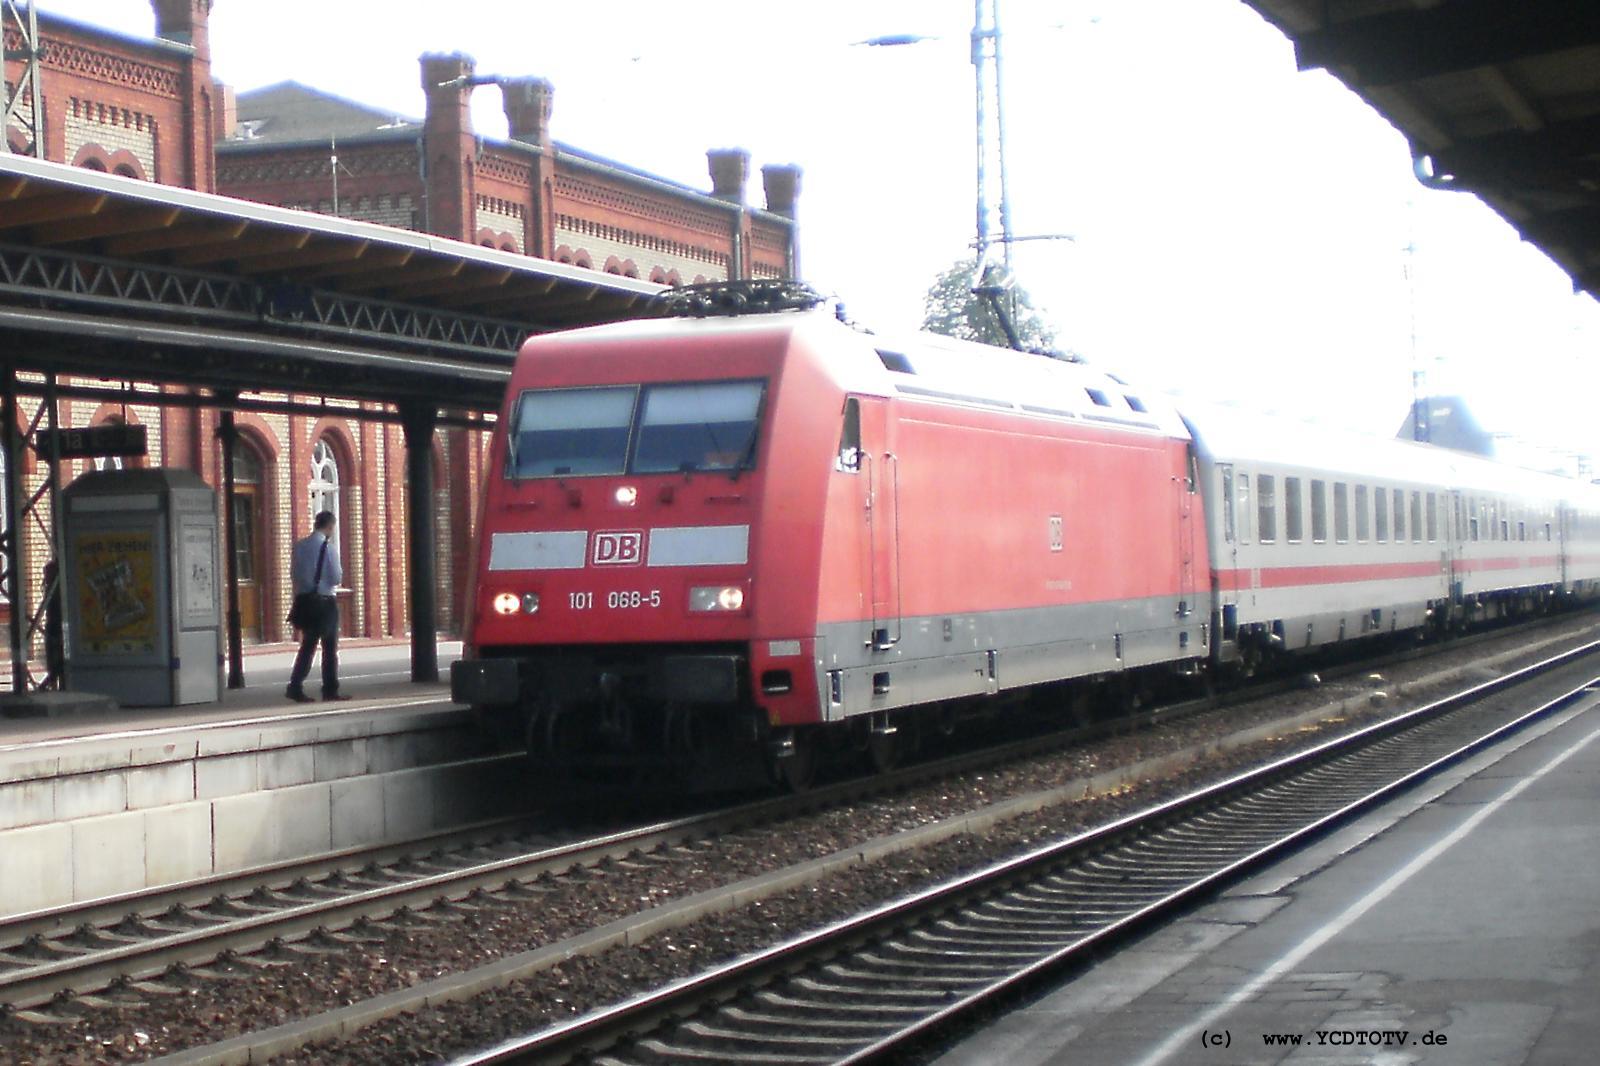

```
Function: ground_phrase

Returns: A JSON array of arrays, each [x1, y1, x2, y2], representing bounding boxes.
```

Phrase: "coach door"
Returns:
[[1176, 451, 1198, 622], [857, 396, 900, 649], [1448, 490, 1465, 601]]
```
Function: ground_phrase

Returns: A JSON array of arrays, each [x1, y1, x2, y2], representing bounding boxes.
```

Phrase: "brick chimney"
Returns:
[[419, 52, 478, 241], [151, 0, 211, 50], [501, 77, 554, 148], [213, 79, 237, 141], [761, 163, 801, 217], [150, 0, 214, 190], [707, 148, 750, 202]]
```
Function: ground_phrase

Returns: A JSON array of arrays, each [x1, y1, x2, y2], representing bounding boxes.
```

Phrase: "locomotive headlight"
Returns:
[[689, 585, 746, 612], [614, 485, 639, 506], [492, 591, 540, 615]]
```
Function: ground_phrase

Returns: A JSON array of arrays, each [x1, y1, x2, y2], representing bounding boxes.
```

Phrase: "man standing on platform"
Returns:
[[287, 510, 350, 702]]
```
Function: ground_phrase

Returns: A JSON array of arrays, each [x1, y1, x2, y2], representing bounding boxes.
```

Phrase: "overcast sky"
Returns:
[[40, 0, 1600, 471]]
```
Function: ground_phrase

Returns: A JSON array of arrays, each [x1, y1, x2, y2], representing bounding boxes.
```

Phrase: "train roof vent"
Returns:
[[650, 279, 829, 318], [877, 350, 916, 374]]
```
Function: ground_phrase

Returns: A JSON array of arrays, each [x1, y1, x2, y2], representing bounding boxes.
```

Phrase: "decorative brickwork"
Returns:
[[555, 172, 730, 235], [3, 28, 180, 96], [475, 194, 525, 252], [555, 217, 728, 282], [216, 147, 416, 186], [64, 95, 157, 178], [478, 151, 533, 185]]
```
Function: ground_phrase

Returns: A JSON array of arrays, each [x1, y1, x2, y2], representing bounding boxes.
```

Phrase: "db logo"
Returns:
[[592, 531, 644, 566]]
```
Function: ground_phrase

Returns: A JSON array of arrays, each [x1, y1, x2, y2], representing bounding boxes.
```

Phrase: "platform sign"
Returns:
[[36, 424, 148, 460], [73, 528, 158, 655]]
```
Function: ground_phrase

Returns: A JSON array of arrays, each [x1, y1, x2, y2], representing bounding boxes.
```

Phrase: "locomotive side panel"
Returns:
[[812, 394, 1206, 719]]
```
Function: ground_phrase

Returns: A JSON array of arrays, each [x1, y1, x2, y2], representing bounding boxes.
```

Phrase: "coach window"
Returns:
[[1334, 483, 1350, 543], [1085, 388, 1111, 407], [1257, 474, 1277, 542], [1236, 470, 1252, 542], [1426, 493, 1438, 542], [1469, 497, 1479, 541], [1519, 520, 1526, 541], [836, 398, 862, 473], [1374, 485, 1388, 542], [1220, 465, 1235, 542], [1391, 488, 1404, 542], [1354, 485, 1369, 541], [1309, 479, 1327, 542], [1284, 477, 1303, 542], [1410, 492, 1423, 542]]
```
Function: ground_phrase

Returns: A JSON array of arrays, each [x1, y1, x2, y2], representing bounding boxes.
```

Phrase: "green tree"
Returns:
[[921, 256, 1057, 351]]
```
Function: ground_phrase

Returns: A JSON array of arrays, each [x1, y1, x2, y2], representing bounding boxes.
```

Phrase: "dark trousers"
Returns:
[[289, 597, 340, 696]]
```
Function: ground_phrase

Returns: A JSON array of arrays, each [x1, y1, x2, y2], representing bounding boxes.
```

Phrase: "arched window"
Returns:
[[310, 437, 341, 524]]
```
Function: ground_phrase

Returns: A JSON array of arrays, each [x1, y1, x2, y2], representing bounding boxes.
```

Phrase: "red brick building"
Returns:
[[3, 2, 801, 646]]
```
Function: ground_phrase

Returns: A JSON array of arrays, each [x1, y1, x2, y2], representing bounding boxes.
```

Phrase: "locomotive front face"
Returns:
[[476, 378, 764, 668], [458, 321, 833, 780]]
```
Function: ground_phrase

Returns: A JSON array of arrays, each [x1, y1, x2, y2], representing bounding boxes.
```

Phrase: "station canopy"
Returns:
[[1245, 1, 1600, 301], [0, 153, 661, 411]]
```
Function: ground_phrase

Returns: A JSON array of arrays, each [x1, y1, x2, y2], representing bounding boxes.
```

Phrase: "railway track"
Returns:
[[0, 614, 1587, 1028], [0, 684, 1211, 1012], [452, 639, 1600, 1066]]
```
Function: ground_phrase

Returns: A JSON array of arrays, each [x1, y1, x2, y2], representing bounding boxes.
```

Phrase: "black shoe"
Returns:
[[286, 687, 315, 704], [322, 693, 353, 702]]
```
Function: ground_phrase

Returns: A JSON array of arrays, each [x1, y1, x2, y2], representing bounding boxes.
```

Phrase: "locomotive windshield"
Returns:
[[508, 380, 764, 478]]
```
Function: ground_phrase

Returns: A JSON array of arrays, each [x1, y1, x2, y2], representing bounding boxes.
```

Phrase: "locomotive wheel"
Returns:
[[776, 729, 818, 792]]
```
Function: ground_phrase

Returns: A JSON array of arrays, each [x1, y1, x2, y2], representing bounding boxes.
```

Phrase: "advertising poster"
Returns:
[[179, 519, 218, 628], [75, 528, 159, 655]]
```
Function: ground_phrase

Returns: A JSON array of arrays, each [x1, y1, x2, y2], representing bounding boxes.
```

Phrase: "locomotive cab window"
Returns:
[[506, 380, 765, 478], [837, 397, 862, 473], [634, 380, 765, 474], [508, 386, 636, 477]]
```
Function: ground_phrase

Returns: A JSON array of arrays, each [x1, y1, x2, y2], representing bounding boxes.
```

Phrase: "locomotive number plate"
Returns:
[[567, 589, 663, 610]]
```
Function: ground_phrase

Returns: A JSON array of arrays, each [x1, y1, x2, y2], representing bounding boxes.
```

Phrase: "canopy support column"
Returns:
[[2, 365, 26, 694], [401, 403, 439, 683], [216, 399, 244, 689]]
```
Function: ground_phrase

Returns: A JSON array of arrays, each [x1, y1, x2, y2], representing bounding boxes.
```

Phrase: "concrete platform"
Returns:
[[0, 641, 534, 919], [932, 685, 1600, 1066]]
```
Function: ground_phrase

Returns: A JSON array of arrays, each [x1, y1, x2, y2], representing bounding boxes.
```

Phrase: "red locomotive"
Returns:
[[451, 282, 1600, 787]]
